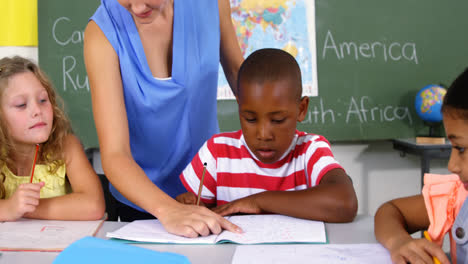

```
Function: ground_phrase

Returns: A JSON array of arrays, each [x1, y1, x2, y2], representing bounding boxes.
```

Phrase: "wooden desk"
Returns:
[[0, 215, 376, 264], [392, 138, 452, 187]]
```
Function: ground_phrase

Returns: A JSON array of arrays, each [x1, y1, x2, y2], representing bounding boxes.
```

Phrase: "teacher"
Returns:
[[83, 0, 243, 237]]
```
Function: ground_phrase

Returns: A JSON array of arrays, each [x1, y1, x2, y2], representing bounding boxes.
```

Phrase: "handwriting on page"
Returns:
[[218, 215, 326, 244], [0, 219, 103, 250], [232, 244, 392, 264], [106, 219, 217, 244], [107, 215, 326, 245]]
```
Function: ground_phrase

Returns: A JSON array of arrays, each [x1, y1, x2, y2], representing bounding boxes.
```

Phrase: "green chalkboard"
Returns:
[[39, 0, 468, 148], [38, 0, 100, 148]]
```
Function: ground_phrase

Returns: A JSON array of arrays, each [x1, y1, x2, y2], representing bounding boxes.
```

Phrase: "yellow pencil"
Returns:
[[423, 231, 441, 264], [196, 162, 207, 206]]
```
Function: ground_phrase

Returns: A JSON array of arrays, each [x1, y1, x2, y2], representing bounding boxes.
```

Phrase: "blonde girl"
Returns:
[[0, 56, 105, 221]]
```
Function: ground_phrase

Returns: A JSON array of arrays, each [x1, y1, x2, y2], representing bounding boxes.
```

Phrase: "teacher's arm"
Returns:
[[218, 0, 243, 96], [83, 21, 241, 237], [213, 168, 358, 223]]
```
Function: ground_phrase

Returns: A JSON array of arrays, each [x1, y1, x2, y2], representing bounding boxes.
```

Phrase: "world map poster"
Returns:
[[217, 0, 318, 99]]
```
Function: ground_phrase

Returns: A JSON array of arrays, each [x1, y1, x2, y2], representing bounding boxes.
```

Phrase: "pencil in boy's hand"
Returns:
[[196, 162, 207, 206], [423, 231, 441, 264], [29, 144, 39, 183]]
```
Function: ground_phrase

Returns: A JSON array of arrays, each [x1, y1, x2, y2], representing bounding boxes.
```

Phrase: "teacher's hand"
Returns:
[[158, 202, 243, 238]]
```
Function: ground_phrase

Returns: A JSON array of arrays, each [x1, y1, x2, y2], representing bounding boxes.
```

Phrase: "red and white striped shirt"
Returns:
[[180, 130, 344, 206]]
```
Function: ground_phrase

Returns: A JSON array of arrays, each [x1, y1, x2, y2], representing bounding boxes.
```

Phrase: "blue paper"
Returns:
[[53, 237, 190, 264]]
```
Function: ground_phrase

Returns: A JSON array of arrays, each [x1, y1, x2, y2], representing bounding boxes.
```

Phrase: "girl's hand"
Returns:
[[5, 182, 44, 221], [389, 236, 450, 264], [212, 196, 263, 216]]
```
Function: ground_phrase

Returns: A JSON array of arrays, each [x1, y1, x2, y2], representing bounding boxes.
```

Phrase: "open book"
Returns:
[[107, 214, 327, 244], [0, 218, 105, 251]]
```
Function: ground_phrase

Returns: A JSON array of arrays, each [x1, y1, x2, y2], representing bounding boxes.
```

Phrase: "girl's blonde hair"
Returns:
[[0, 56, 72, 198]]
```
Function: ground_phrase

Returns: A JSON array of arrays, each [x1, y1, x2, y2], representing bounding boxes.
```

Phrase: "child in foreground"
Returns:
[[177, 48, 357, 222], [375, 68, 468, 264], [0, 56, 105, 221]]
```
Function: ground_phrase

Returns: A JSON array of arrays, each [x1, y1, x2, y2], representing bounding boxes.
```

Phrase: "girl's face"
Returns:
[[1, 72, 53, 146], [444, 111, 468, 189], [117, 0, 169, 24]]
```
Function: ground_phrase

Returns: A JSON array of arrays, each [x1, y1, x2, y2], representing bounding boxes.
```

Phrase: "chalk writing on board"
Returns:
[[52, 17, 89, 92], [52, 17, 84, 46], [303, 96, 413, 125], [62, 56, 89, 92], [322, 30, 418, 64]]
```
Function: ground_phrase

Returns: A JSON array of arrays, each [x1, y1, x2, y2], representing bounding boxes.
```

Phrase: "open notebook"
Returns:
[[0, 218, 105, 251], [107, 214, 327, 244], [232, 243, 393, 264]]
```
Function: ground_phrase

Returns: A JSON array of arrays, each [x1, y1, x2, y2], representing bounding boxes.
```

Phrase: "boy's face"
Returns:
[[444, 111, 468, 190], [238, 80, 308, 164]]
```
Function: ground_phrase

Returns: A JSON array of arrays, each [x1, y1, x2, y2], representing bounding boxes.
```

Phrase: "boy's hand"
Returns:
[[176, 192, 206, 206], [5, 182, 44, 221], [389, 236, 450, 264], [212, 196, 263, 216]]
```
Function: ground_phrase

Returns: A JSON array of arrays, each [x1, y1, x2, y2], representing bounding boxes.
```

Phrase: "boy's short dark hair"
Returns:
[[442, 67, 468, 119], [237, 48, 302, 100]]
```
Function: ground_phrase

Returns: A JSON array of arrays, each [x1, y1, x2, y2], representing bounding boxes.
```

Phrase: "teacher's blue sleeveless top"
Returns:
[[90, 0, 220, 211]]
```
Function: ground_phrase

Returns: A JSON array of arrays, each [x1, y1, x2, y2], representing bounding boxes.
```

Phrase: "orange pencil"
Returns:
[[423, 231, 441, 264], [196, 162, 207, 206], [29, 144, 39, 183]]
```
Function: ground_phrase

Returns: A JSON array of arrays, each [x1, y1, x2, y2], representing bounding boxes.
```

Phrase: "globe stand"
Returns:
[[416, 121, 445, 144]]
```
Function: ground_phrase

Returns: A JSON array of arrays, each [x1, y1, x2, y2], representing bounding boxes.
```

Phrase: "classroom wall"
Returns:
[[333, 141, 449, 215], [0, 0, 38, 62], [0, 0, 451, 217], [0, 46, 37, 62]]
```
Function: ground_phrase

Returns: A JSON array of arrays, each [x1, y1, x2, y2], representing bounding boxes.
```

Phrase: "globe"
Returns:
[[414, 85, 447, 123]]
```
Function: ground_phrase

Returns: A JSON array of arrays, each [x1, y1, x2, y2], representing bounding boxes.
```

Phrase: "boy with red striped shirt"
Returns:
[[177, 48, 357, 222]]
